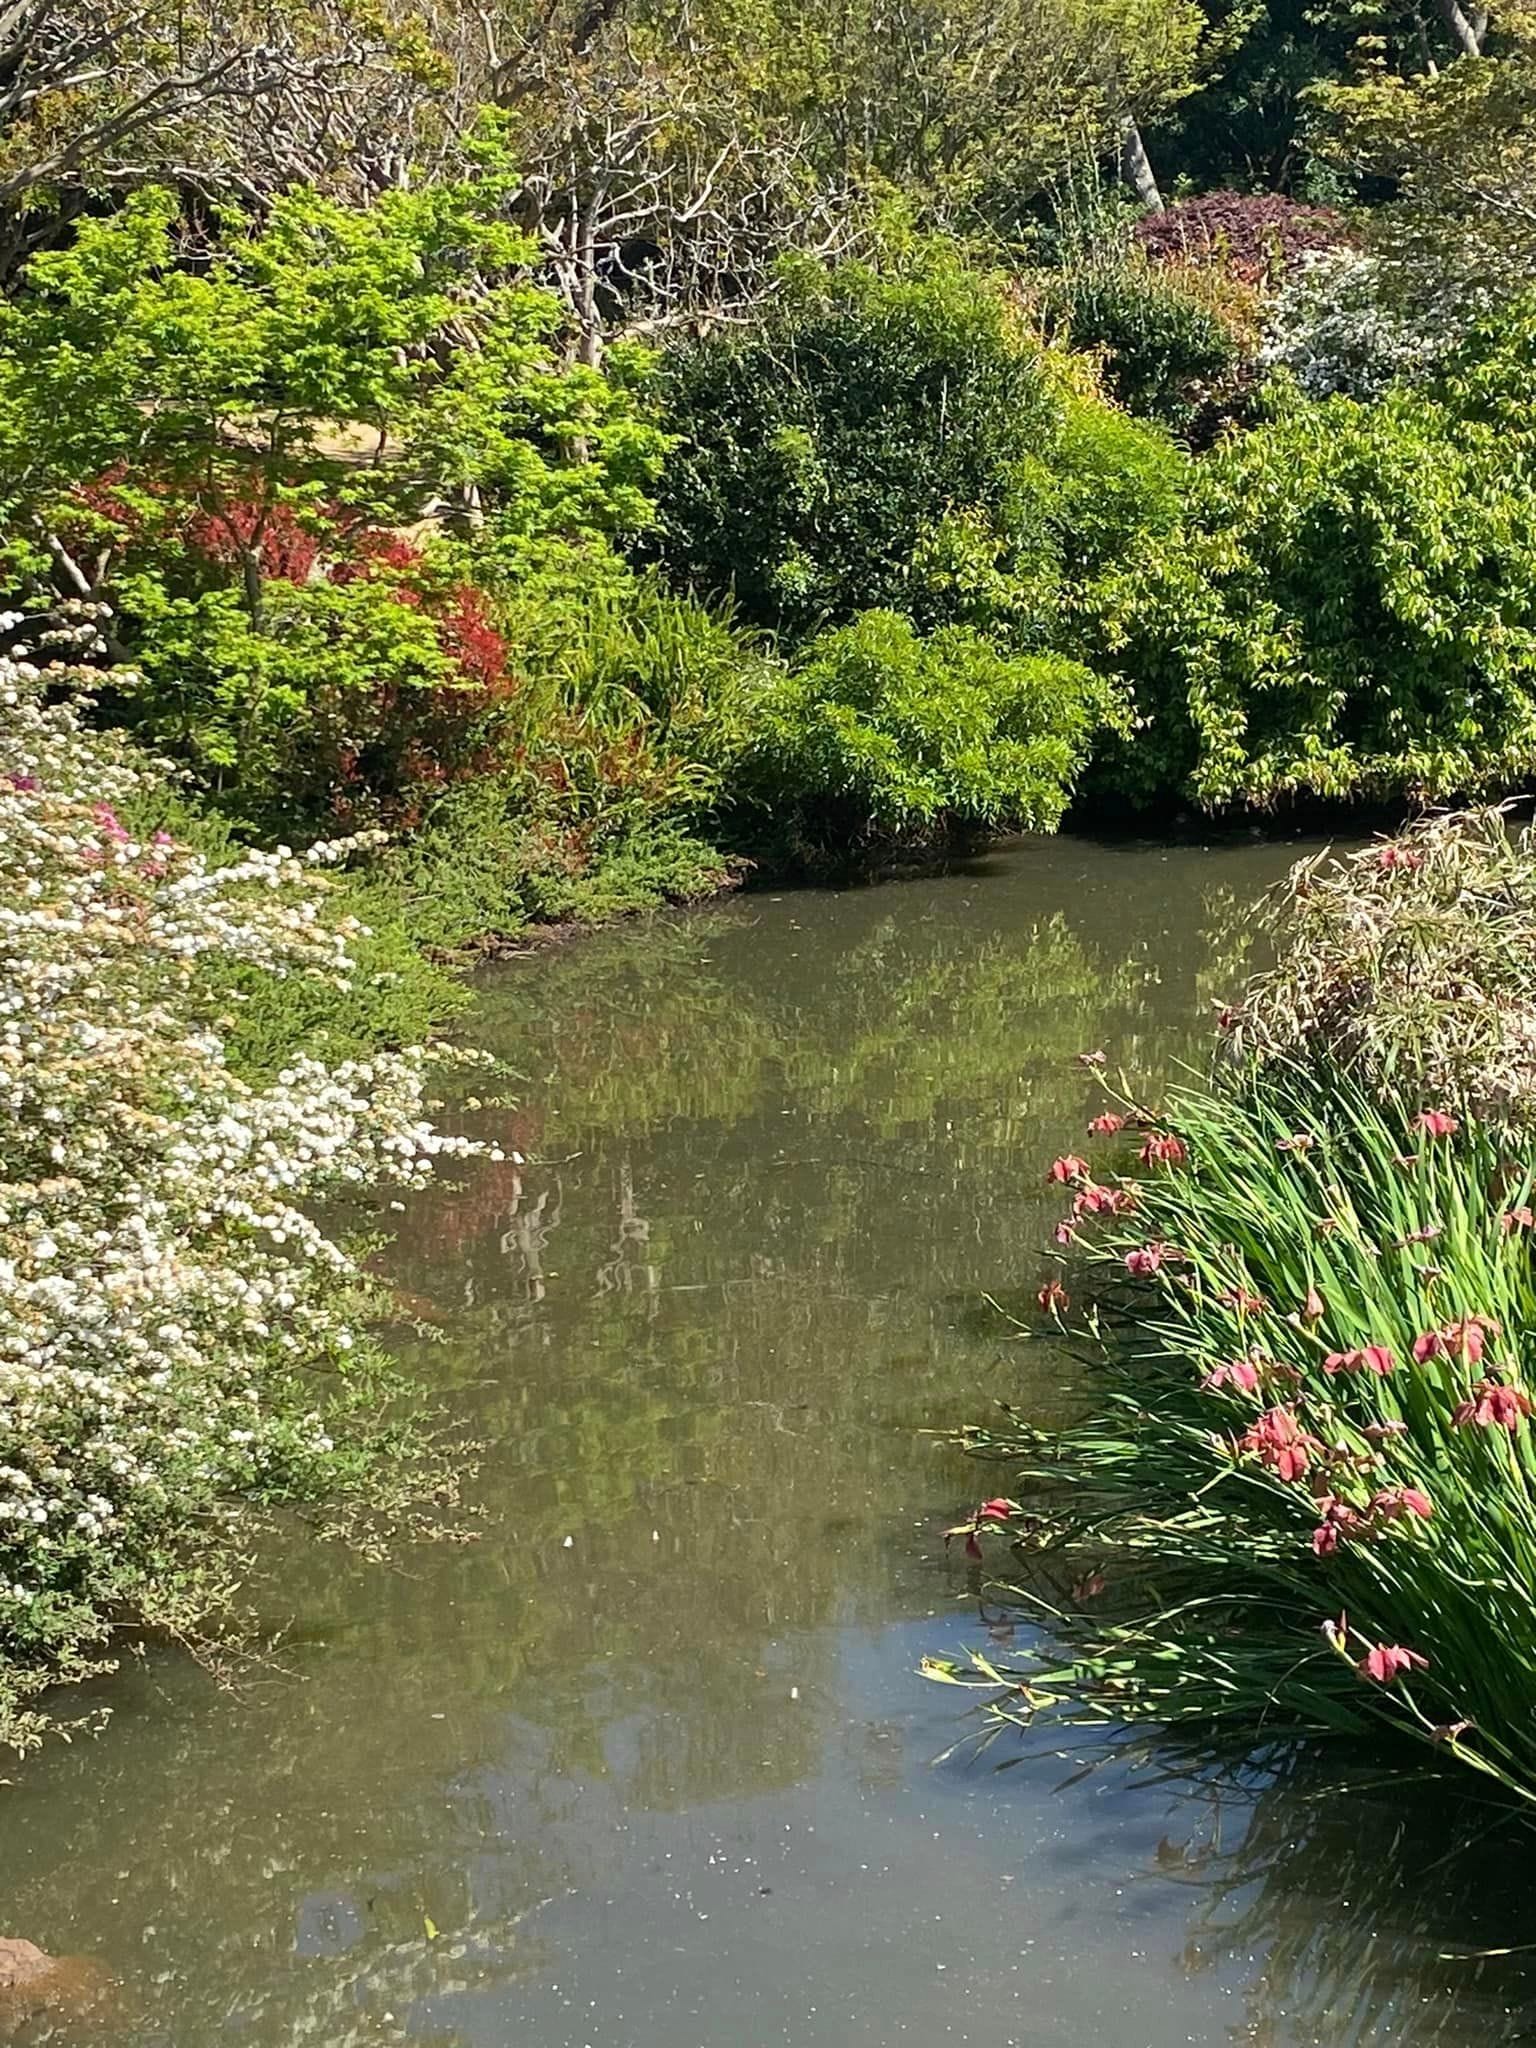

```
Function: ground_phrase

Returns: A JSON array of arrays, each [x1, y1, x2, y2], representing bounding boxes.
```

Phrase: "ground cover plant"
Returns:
[[929, 810, 1536, 1806]]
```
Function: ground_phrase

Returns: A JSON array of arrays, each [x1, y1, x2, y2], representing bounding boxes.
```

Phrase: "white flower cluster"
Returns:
[[0, 647, 493, 1669], [1260, 247, 1483, 401]]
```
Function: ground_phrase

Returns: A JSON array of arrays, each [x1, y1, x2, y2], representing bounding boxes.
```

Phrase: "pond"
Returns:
[[1, 834, 1534, 2046]]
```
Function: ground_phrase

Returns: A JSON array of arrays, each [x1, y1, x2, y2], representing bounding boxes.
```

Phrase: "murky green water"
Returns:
[[2, 835, 1535, 2047]]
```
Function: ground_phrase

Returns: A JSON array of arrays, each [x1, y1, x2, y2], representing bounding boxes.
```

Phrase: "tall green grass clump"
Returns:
[[931, 810, 1536, 1806]]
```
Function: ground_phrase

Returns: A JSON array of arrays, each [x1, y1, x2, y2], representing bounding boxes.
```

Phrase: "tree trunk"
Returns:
[[1119, 117, 1164, 211], [1434, 0, 1485, 57]]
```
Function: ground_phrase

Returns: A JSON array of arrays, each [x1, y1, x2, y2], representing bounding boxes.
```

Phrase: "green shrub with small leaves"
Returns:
[[733, 607, 1122, 857]]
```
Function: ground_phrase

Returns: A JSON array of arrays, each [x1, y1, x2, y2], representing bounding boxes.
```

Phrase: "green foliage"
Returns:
[[1085, 369, 1536, 810], [733, 607, 1122, 855], [941, 1062, 1536, 1808], [652, 246, 1184, 645], [1031, 249, 1246, 429]]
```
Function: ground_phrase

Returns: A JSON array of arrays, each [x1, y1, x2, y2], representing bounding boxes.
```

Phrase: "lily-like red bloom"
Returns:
[[1358, 1643, 1429, 1683], [1048, 1155, 1090, 1186], [977, 1498, 1016, 1522], [1369, 1486, 1433, 1523], [1311, 1496, 1366, 1555], [1239, 1405, 1317, 1482], [1076, 1050, 1108, 1068], [1202, 1355, 1262, 1395], [1036, 1279, 1070, 1313], [1377, 844, 1422, 872], [1087, 1112, 1127, 1135], [1412, 1110, 1460, 1139], [1124, 1243, 1171, 1278], [1323, 1343, 1396, 1377], [1073, 1184, 1136, 1218], [1052, 1219, 1077, 1247], [1414, 1314, 1499, 1366], [1139, 1132, 1187, 1167], [1452, 1378, 1534, 1431], [1502, 1207, 1536, 1235], [1301, 1286, 1325, 1321]]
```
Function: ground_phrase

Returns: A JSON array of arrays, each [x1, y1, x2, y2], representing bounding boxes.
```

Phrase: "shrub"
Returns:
[[935, 1061, 1536, 1807], [732, 607, 1121, 855], [650, 245, 1181, 643], [1084, 377, 1536, 811], [1260, 246, 1470, 399], [1134, 190, 1349, 284], [1029, 250, 1248, 429], [0, 636, 488, 1749], [1231, 810, 1536, 1129]]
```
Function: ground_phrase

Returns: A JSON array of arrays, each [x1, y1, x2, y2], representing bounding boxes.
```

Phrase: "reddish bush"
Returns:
[[1134, 193, 1350, 285]]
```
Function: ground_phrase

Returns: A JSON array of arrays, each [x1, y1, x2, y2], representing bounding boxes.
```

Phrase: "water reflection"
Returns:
[[1, 834, 1528, 2046]]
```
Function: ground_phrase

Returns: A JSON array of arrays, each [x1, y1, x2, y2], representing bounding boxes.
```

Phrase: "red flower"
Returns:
[[1412, 1110, 1460, 1139], [1415, 1315, 1498, 1366], [1073, 1184, 1137, 1218], [1323, 1344, 1396, 1377], [1358, 1643, 1429, 1683], [1311, 1496, 1365, 1555], [1139, 1132, 1188, 1167], [1087, 1113, 1127, 1135], [1202, 1355, 1261, 1394], [1451, 1378, 1534, 1431], [1036, 1279, 1070, 1313], [977, 1498, 1016, 1522], [1238, 1405, 1316, 1482], [1052, 1219, 1077, 1247], [1217, 1006, 1242, 1034], [1502, 1207, 1536, 1235], [1377, 844, 1422, 872], [1048, 1155, 1091, 1185], [1301, 1286, 1325, 1321], [1369, 1486, 1433, 1523], [1076, 1050, 1108, 1068], [1124, 1243, 1170, 1278]]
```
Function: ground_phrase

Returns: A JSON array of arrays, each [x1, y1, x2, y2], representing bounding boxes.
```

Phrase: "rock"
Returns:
[[0, 1942, 51, 1989], [0, 1940, 113, 2032]]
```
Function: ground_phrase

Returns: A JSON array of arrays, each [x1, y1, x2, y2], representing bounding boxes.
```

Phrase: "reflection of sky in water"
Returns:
[[2, 835, 1534, 2047]]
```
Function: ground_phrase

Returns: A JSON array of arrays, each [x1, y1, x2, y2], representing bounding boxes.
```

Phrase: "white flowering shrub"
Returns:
[[0, 624, 492, 1748], [1260, 247, 1477, 400]]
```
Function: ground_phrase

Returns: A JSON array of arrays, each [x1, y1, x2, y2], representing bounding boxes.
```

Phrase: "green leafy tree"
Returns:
[[650, 245, 1184, 644]]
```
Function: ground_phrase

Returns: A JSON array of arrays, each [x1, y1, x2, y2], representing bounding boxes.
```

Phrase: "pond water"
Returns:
[[2, 835, 1535, 2047]]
